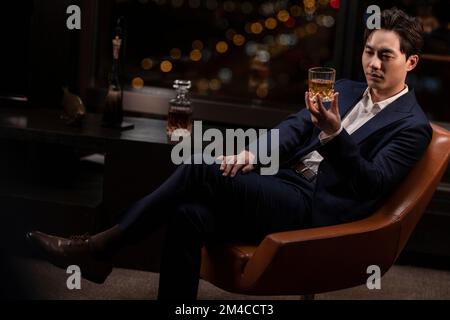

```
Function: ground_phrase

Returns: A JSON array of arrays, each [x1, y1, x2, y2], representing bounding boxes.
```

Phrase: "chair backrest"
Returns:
[[372, 123, 450, 257], [201, 123, 450, 296]]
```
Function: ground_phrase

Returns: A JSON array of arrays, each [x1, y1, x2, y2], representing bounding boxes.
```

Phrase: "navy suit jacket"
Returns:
[[269, 79, 432, 227]]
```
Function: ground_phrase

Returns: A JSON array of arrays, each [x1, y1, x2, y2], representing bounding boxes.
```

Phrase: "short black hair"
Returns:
[[363, 7, 424, 58]]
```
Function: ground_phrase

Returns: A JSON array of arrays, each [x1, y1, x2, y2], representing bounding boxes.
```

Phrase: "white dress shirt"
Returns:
[[300, 85, 409, 174]]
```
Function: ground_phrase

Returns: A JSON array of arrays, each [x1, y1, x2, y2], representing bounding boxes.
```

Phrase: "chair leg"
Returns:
[[300, 294, 315, 300]]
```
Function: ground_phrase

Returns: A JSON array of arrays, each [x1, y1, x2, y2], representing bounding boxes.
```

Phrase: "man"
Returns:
[[27, 8, 431, 300]]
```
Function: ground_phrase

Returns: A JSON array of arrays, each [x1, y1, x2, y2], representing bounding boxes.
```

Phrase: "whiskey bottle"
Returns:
[[102, 35, 124, 127], [167, 80, 193, 138]]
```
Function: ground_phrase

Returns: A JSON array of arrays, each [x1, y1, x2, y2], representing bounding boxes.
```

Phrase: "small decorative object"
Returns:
[[102, 17, 134, 130], [166, 79, 193, 140], [61, 87, 86, 126]]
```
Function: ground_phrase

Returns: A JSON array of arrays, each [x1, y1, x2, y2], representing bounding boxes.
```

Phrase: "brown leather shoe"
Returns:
[[26, 231, 112, 284]]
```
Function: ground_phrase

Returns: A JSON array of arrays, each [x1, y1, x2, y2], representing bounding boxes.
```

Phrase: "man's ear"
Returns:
[[406, 54, 419, 71]]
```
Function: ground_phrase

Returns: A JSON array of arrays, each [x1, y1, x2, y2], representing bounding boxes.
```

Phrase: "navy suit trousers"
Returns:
[[117, 162, 315, 299]]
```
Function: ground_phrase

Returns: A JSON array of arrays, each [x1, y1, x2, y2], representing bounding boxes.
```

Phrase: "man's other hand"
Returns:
[[305, 91, 341, 135], [217, 150, 256, 177]]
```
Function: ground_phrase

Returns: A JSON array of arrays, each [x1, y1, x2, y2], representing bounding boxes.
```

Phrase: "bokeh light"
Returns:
[[233, 34, 246, 46], [216, 41, 229, 53], [250, 22, 263, 34], [260, 2, 274, 16], [160, 60, 173, 72], [304, 0, 316, 8], [131, 77, 144, 89], [265, 17, 277, 30], [245, 41, 258, 56], [218, 68, 233, 83], [170, 48, 182, 59], [141, 58, 154, 70], [196, 78, 209, 95], [190, 49, 202, 61], [277, 10, 290, 22], [256, 49, 271, 63], [306, 22, 318, 34], [284, 17, 296, 28], [223, 0, 235, 12], [330, 0, 340, 9], [256, 84, 268, 98], [244, 22, 252, 34], [304, 0, 317, 14], [209, 79, 222, 91], [323, 15, 335, 27]]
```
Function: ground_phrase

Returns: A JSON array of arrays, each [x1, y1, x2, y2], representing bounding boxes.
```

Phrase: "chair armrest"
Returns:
[[239, 215, 400, 294]]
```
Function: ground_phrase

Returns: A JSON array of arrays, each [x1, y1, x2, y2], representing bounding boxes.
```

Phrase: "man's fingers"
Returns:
[[216, 155, 224, 169], [220, 155, 227, 170], [230, 164, 244, 177], [306, 92, 320, 112], [222, 156, 236, 176], [220, 152, 255, 176], [308, 98, 321, 118], [220, 155, 233, 171], [331, 92, 340, 115], [305, 92, 310, 110], [241, 164, 254, 174], [222, 163, 233, 176], [316, 95, 328, 116]]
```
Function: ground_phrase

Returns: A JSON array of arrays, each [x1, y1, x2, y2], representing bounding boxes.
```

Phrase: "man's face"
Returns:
[[362, 30, 416, 93]]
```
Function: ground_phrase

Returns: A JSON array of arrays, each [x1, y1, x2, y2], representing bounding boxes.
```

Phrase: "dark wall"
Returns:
[[0, 1, 33, 98], [0, 0, 82, 108], [29, 0, 81, 108]]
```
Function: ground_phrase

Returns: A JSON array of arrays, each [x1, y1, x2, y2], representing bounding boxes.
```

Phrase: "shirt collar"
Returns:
[[362, 85, 409, 112]]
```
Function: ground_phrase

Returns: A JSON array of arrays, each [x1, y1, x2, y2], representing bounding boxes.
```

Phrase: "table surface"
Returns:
[[0, 108, 170, 150]]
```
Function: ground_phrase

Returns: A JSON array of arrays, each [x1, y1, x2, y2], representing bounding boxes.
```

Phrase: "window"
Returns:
[[97, 0, 341, 111]]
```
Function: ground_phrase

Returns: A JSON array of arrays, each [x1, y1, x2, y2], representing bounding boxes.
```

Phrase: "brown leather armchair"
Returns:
[[200, 123, 450, 297]]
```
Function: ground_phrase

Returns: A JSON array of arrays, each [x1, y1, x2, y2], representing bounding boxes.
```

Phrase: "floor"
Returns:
[[4, 256, 450, 300]]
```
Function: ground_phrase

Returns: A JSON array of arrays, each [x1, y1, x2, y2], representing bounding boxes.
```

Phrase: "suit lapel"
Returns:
[[351, 89, 416, 144], [339, 83, 367, 119]]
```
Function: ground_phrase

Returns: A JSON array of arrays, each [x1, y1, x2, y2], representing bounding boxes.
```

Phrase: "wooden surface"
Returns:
[[0, 108, 170, 150]]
